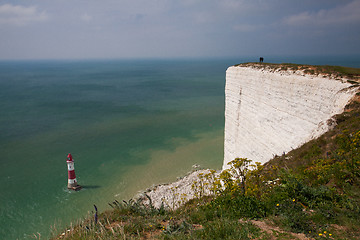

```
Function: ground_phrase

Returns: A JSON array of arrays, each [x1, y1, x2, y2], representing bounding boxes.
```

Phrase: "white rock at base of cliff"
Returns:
[[223, 66, 357, 169], [137, 169, 218, 210]]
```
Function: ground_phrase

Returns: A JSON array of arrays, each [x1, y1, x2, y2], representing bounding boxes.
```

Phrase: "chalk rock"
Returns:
[[223, 66, 357, 169], [137, 169, 218, 210]]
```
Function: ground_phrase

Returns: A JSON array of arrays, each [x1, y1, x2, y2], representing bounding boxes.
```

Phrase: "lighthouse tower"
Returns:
[[66, 153, 82, 191]]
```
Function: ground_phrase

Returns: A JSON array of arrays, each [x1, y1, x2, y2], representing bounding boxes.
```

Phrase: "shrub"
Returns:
[[202, 191, 267, 220], [192, 219, 260, 240]]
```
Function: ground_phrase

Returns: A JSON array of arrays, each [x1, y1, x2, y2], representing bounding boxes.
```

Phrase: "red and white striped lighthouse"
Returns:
[[66, 153, 82, 191]]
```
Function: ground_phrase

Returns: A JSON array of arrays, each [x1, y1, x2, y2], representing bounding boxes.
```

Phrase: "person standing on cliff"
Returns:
[[259, 57, 264, 63]]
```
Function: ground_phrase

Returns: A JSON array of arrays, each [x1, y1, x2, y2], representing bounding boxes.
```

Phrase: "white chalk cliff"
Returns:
[[223, 65, 357, 170]]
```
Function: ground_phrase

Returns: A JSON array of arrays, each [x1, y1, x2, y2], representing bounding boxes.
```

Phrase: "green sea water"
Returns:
[[1, 57, 359, 239], [0, 59, 236, 239]]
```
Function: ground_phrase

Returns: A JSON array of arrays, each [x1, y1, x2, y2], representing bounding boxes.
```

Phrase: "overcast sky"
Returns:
[[0, 0, 359, 60]]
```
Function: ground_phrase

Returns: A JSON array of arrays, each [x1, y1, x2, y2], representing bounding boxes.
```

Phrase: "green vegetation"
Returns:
[[235, 62, 360, 81], [51, 110, 360, 239], [50, 68, 360, 239]]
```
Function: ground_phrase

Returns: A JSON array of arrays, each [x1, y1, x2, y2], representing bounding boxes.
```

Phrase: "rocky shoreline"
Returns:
[[136, 169, 220, 210]]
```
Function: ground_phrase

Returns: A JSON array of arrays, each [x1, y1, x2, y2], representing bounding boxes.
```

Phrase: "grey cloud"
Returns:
[[0, 4, 48, 26], [283, 0, 360, 26], [0, 0, 359, 59], [80, 13, 92, 22]]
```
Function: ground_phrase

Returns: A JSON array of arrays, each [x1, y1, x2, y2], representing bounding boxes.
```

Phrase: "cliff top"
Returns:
[[235, 62, 360, 83]]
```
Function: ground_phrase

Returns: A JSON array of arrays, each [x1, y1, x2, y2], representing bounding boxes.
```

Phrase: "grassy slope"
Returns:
[[52, 64, 360, 240]]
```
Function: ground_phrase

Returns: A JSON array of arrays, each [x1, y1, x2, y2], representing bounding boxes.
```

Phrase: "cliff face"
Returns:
[[223, 65, 357, 169]]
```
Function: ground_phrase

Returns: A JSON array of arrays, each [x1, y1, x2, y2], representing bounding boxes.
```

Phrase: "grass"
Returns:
[[51, 65, 360, 240], [235, 62, 360, 81], [51, 112, 360, 239]]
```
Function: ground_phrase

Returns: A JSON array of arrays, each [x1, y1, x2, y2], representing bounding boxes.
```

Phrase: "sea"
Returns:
[[0, 56, 359, 239]]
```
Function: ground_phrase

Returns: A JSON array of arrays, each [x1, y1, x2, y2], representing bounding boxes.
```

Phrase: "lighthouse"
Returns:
[[66, 153, 82, 191]]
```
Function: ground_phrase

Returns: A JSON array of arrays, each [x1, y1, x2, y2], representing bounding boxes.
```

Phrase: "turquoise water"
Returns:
[[0, 59, 234, 239], [0, 57, 359, 239]]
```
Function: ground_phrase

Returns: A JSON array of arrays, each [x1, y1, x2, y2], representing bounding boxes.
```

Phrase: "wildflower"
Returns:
[[292, 199, 295, 202], [276, 203, 279, 207], [329, 233, 332, 236], [319, 233, 323, 236], [324, 231, 327, 234]]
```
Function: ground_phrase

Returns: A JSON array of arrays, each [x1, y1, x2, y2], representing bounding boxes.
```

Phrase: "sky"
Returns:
[[0, 0, 359, 60]]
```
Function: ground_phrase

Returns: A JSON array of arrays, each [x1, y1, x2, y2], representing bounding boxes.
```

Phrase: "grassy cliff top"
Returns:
[[234, 62, 360, 82]]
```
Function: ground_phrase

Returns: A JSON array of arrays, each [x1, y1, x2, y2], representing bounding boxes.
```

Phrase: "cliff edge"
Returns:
[[223, 63, 359, 169]]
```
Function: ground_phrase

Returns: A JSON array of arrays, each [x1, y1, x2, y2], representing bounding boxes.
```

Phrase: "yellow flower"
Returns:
[[329, 233, 332, 236], [292, 199, 295, 202], [319, 233, 322, 236], [276, 204, 279, 206], [324, 231, 327, 234]]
